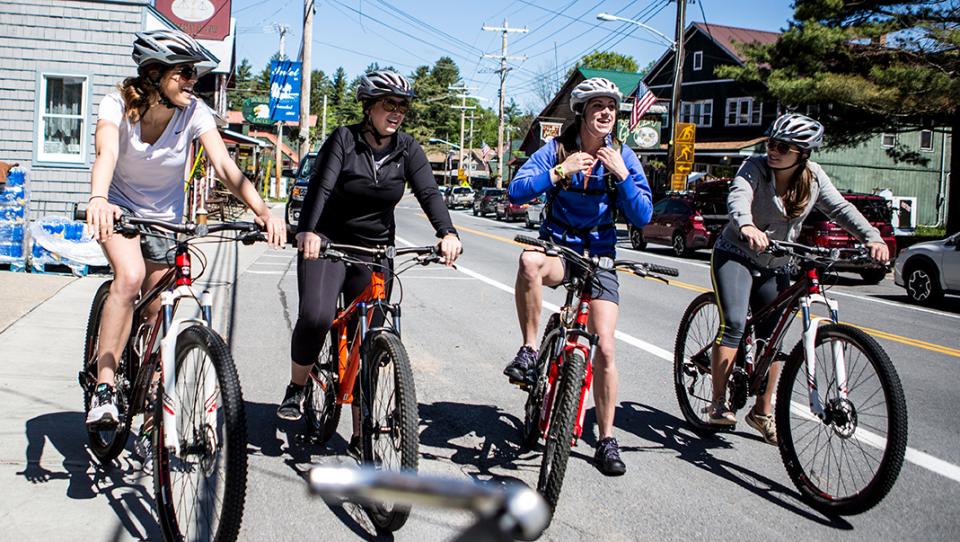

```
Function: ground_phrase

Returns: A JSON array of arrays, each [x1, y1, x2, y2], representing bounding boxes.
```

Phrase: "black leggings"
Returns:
[[291, 252, 393, 365], [710, 247, 790, 348]]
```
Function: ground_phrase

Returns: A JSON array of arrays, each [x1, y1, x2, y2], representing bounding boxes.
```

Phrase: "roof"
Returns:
[[578, 68, 644, 96], [249, 130, 299, 163], [220, 129, 266, 147], [690, 22, 780, 64]]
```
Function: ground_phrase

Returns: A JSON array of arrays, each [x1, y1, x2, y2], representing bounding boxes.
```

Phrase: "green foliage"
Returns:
[[914, 224, 946, 237], [571, 51, 639, 75]]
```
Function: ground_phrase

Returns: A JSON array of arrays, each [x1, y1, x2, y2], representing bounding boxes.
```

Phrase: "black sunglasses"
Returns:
[[766, 139, 799, 154], [381, 99, 409, 114], [174, 65, 198, 80]]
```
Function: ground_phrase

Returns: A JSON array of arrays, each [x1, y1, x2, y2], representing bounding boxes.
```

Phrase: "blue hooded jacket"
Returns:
[[508, 138, 653, 256]]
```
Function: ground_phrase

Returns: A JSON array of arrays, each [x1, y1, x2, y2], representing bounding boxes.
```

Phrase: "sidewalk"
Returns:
[[0, 206, 279, 540]]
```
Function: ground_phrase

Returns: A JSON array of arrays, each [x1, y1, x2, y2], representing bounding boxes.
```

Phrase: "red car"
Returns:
[[628, 179, 730, 257], [495, 199, 529, 221], [797, 192, 896, 284]]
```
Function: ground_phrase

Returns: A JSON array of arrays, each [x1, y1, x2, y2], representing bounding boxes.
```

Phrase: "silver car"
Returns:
[[894, 232, 960, 304], [446, 186, 475, 209], [524, 194, 546, 229]]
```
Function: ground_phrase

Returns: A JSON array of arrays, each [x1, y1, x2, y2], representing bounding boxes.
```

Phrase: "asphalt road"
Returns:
[[227, 200, 959, 540]]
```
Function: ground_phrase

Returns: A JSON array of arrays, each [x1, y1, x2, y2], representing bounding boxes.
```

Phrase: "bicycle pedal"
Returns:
[[510, 378, 530, 390]]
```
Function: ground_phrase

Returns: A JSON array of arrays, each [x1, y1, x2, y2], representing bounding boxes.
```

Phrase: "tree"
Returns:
[[570, 50, 639, 75], [228, 58, 256, 111], [719, 0, 960, 233]]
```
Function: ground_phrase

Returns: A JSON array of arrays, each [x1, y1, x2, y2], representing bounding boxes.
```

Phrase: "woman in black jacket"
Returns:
[[277, 71, 461, 448]]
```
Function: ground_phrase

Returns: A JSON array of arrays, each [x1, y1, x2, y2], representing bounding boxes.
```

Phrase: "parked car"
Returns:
[[438, 185, 451, 198], [446, 186, 475, 209], [627, 179, 730, 257], [472, 187, 506, 217], [894, 232, 960, 304], [797, 193, 896, 284], [495, 198, 529, 221], [525, 194, 547, 229], [285, 152, 317, 244]]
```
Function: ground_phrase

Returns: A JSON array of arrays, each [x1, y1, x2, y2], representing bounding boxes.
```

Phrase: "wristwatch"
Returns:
[[552, 164, 566, 181]]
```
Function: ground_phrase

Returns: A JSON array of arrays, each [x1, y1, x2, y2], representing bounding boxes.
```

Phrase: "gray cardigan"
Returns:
[[721, 155, 883, 268]]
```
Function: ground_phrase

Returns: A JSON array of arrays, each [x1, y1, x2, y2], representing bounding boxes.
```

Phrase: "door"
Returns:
[[645, 199, 671, 241], [942, 234, 960, 290]]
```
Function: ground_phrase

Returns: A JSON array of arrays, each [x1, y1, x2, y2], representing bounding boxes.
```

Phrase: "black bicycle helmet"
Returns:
[[132, 29, 216, 76], [768, 113, 824, 151], [356, 70, 415, 102]]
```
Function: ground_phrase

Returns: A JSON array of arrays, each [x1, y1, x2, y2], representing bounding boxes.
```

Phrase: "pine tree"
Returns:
[[720, 0, 960, 233]]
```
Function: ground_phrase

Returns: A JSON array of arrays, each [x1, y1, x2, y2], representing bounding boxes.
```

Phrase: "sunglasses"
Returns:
[[174, 65, 198, 80], [381, 99, 409, 114], [766, 139, 799, 154]]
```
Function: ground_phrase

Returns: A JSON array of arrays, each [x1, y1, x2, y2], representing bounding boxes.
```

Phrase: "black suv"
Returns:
[[285, 152, 317, 244], [472, 187, 506, 217]]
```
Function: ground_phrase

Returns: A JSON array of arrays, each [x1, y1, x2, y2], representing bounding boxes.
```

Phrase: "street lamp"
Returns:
[[596, 13, 675, 50], [428, 138, 460, 150]]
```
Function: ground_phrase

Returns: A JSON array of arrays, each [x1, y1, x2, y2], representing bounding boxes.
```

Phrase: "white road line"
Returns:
[[398, 235, 960, 486], [249, 262, 290, 266], [401, 276, 474, 280], [245, 270, 287, 275]]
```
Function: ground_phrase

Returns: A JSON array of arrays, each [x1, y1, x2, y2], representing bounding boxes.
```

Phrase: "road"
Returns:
[[2, 199, 958, 540]]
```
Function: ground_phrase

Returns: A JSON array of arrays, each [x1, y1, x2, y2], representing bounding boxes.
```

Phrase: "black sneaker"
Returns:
[[86, 383, 119, 429], [277, 383, 307, 421], [503, 345, 537, 384], [347, 435, 362, 461], [594, 437, 626, 476]]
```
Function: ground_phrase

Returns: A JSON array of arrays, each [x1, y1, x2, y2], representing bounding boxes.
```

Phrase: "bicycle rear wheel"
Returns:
[[361, 332, 419, 533], [523, 314, 562, 449], [776, 323, 908, 515], [537, 348, 587, 514], [81, 280, 133, 464], [305, 332, 341, 444], [154, 325, 247, 542], [674, 291, 721, 433]]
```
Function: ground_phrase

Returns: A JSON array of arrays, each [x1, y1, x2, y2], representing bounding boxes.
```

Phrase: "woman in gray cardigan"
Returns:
[[707, 113, 890, 444]]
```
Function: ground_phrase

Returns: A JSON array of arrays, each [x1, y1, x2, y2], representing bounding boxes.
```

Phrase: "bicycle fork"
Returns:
[[799, 289, 843, 421]]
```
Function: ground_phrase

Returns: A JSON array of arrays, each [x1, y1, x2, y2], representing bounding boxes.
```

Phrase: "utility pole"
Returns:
[[482, 19, 527, 188], [667, 0, 687, 176], [270, 22, 291, 198], [298, 0, 314, 159], [321, 94, 327, 141], [448, 85, 477, 182]]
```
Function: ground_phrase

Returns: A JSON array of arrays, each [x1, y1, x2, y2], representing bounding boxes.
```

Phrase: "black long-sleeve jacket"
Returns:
[[297, 123, 457, 245]]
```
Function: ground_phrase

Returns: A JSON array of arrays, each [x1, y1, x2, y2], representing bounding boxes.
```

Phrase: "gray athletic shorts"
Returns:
[[117, 206, 177, 265], [558, 254, 620, 304]]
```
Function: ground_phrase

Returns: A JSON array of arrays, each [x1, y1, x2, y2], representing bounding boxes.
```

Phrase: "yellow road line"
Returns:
[[438, 215, 960, 358]]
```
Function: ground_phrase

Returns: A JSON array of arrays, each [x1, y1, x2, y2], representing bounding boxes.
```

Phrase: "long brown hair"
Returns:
[[117, 65, 165, 124], [781, 157, 814, 218], [553, 115, 622, 166]]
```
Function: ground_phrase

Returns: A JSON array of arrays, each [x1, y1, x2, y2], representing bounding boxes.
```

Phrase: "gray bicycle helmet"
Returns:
[[768, 113, 824, 150], [356, 69, 415, 102], [569, 77, 622, 113], [132, 29, 216, 76]]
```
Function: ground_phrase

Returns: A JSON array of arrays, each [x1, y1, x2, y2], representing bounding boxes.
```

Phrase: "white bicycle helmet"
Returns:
[[356, 70, 415, 102], [132, 29, 216, 76], [569, 77, 622, 113], [768, 113, 824, 151]]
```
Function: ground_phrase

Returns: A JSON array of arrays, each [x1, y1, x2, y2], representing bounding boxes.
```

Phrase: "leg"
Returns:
[[505, 249, 564, 382], [97, 235, 146, 385], [588, 300, 619, 440], [751, 271, 790, 417], [709, 249, 753, 423]]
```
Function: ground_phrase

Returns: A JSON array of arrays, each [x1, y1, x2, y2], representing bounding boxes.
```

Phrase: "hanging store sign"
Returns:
[[268, 60, 302, 123], [156, 0, 232, 41], [539, 121, 563, 142], [242, 98, 273, 125]]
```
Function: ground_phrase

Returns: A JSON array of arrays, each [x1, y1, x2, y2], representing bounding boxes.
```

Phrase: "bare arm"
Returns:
[[87, 120, 123, 241]]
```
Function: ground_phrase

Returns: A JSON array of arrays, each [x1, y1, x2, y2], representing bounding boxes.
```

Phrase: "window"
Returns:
[[36, 73, 88, 164], [653, 200, 670, 214], [881, 133, 896, 148], [692, 51, 703, 71], [725, 97, 762, 126], [680, 99, 712, 127], [920, 130, 934, 152]]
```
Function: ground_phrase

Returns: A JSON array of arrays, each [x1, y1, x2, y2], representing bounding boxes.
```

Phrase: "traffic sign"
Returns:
[[675, 122, 696, 143], [671, 173, 687, 192]]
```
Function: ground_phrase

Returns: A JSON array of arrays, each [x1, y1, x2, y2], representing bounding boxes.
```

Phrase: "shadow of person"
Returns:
[[18, 410, 161, 539], [244, 400, 287, 458], [615, 401, 853, 529]]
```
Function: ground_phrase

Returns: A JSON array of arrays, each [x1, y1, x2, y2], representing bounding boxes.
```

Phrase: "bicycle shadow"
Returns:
[[613, 401, 853, 529], [18, 410, 161, 540]]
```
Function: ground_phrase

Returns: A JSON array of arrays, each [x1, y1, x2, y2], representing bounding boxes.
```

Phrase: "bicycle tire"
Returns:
[[537, 348, 587, 514], [82, 280, 133, 464], [305, 333, 341, 444], [523, 314, 563, 449], [154, 325, 247, 542], [673, 291, 722, 433], [360, 331, 419, 533], [776, 323, 908, 515]]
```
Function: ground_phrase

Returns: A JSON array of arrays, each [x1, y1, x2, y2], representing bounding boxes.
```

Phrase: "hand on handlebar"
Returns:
[[86, 198, 123, 242], [740, 225, 770, 253], [297, 231, 326, 260], [866, 241, 890, 264], [255, 214, 286, 248], [437, 234, 462, 267]]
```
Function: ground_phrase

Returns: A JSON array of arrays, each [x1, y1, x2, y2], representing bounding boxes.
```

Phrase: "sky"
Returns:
[[232, 0, 797, 112]]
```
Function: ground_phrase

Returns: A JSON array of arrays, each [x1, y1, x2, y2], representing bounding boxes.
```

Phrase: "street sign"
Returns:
[[672, 122, 696, 183], [675, 122, 696, 143], [671, 173, 687, 192], [268, 60, 301, 122], [242, 98, 273, 125]]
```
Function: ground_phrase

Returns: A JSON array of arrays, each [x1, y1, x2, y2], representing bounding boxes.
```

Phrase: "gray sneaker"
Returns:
[[134, 424, 153, 474], [86, 384, 119, 429], [503, 346, 537, 384], [746, 408, 778, 445]]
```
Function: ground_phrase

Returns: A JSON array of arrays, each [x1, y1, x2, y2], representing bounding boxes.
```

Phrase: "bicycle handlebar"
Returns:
[[308, 466, 550, 541], [74, 208, 266, 244], [514, 234, 679, 278], [765, 240, 879, 265]]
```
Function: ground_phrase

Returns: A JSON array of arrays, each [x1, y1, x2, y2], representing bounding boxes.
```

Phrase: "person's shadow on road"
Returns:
[[18, 410, 161, 540]]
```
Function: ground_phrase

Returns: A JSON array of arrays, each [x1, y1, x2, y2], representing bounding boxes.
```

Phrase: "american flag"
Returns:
[[480, 141, 492, 162], [630, 81, 657, 131]]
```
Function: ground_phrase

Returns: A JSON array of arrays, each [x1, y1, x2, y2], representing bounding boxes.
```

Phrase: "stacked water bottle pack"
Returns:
[[0, 168, 27, 271]]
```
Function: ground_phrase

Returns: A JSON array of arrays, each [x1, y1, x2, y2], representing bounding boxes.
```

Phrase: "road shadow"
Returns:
[[617, 242, 713, 263], [18, 410, 161, 540], [614, 401, 853, 529], [871, 293, 960, 315]]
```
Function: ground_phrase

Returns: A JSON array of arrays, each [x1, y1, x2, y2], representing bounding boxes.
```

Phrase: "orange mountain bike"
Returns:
[[302, 240, 445, 533]]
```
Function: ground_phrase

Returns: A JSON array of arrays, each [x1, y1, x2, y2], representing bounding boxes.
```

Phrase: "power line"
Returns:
[[374, 0, 485, 56]]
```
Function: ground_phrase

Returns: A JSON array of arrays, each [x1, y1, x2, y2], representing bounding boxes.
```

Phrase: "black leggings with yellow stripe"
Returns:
[[710, 247, 790, 348]]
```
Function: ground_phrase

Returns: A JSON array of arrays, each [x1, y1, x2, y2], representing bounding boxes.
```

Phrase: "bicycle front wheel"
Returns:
[[776, 323, 908, 515], [361, 332, 419, 533], [674, 291, 721, 433], [537, 348, 587, 514], [154, 325, 247, 542], [523, 314, 562, 449], [82, 280, 132, 464]]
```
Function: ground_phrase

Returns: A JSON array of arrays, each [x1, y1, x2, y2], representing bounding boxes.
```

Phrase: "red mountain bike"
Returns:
[[512, 235, 678, 514]]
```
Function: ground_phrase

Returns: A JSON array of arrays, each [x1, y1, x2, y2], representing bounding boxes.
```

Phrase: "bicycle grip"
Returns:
[[74, 207, 86, 221], [646, 263, 679, 277], [514, 234, 550, 249]]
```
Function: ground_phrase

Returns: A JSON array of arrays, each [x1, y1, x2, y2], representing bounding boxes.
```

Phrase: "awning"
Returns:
[[220, 129, 267, 147]]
